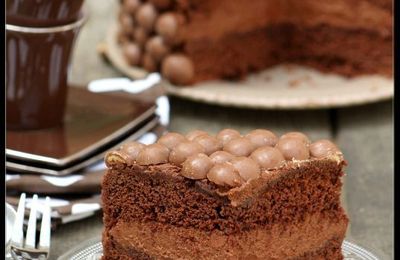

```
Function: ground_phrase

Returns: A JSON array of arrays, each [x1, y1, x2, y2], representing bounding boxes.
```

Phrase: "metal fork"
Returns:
[[10, 193, 51, 260]]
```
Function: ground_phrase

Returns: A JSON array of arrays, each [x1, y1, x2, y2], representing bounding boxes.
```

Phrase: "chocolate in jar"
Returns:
[[6, 18, 85, 130], [6, 0, 85, 27]]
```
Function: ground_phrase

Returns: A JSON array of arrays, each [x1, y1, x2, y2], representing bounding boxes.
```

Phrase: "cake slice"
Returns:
[[102, 129, 349, 259]]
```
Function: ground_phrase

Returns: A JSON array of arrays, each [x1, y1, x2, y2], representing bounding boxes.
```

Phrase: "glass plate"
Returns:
[[58, 237, 388, 260]]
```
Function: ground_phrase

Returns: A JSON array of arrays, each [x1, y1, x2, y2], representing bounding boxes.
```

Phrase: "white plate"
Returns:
[[58, 237, 388, 260], [6, 203, 16, 248], [104, 23, 393, 110]]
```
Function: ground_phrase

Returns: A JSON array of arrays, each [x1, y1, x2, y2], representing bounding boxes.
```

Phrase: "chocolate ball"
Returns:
[[169, 141, 205, 165], [155, 13, 179, 44], [310, 140, 340, 158], [105, 150, 129, 167], [123, 0, 140, 15], [223, 137, 255, 157], [122, 43, 142, 66], [207, 162, 243, 187], [117, 30, 130, 44], [216, 129, 241, 146], [181, 153, 213, 180], [230, 157, 260, 182], [276, 137, 310, 160], [185, 130, 208, 141], [161, 54, 195, 85], [136, 143, 170, 165], [135, 3, 158, 31], [157, 132, 186, 150], [280, 132, 310, 144], [245, 129, 278, 148], [119, 12, 134, 33], [193, 134, 223, 155], [142, 53, 158, 72], [119, 141, 145, 163], [133, 27, 149, 46], [149, 0, 171, 10], [209, 151, 235, 164], [145, 36, 170, 61], [250, 146, 285, 169]]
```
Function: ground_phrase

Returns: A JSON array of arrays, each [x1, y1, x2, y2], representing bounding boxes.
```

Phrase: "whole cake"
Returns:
[[116, 0, 393, 85], [102, 129, 349, 259]]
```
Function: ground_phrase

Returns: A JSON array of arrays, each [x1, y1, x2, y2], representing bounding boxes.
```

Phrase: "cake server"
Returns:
[[88, 73, 161, 94]]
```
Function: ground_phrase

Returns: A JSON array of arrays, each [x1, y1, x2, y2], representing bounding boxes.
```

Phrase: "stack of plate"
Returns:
[[6, 87, 168, 226]]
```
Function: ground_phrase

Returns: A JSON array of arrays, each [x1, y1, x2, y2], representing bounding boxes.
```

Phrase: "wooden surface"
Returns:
[[50, 0, 393, 259]]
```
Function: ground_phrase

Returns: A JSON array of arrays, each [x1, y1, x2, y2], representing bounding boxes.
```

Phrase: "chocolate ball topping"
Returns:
[[193, 134, 223, 155], [207, 162, 243, 187], [123, 0, 140, 15], [136, 143, 170, 165], [245, 129, 278, 148], [105, 150, 130, 168], [216, 129, 241, 145], [119, 12, 135, 33], [280, 132, 310, 144], [145, 36, 170, 61], [310, 139, 339, 158], [169, 141, 205, 165], [276, 137, 310, 160], [106, 129, 342, 189], [185, 130, 208, 141], [161, 54, 195, 85], [133, 27, 149, 46], [155, 13, 179, 44], [209, 151, 235, 164], [181, 153, 213, 180], [135, 3, 158, 31], [157, 132, 186, 150], [230, 157, 261, 182], [142, 53, 158, 72], [250, 146, 285, 169], [223, 137, 255, 157], [119, 141, 145, 163], [123, 43, 141, 66]]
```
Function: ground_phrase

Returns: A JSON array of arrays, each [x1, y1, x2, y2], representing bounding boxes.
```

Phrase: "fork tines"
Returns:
[[10, 193, 52, 260]]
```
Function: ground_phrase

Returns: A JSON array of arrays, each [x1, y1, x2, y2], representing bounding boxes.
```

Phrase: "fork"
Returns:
[[10, 193, 51, 260]]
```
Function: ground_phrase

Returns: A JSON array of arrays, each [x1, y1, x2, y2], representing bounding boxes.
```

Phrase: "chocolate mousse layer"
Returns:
[[106, 214, 346, 259]]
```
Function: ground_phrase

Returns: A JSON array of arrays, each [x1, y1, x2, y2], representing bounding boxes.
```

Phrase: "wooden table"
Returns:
[[50, 0, 393, 259]]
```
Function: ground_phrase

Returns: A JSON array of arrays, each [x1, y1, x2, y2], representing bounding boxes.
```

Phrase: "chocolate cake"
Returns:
[[102, 129, 349, 259], [116, 0, 393, 85]]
